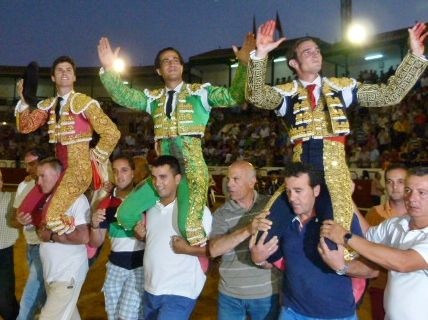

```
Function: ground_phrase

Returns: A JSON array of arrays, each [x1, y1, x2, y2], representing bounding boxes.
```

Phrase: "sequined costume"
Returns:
[[247, 52, 427, 236], [100, 64, 246, 245], [16, 92, 120, 232]]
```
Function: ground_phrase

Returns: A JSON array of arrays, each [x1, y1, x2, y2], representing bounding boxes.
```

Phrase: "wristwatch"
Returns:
[[49, 232, 55, 243], [335, 263, 349, 275], [343, 232, 353, 245]]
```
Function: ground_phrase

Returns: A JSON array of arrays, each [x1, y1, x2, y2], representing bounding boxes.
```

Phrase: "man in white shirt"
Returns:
[[134, 155, 211, 320], [31, 158, 90, 320], [321, 166, 428, 320]]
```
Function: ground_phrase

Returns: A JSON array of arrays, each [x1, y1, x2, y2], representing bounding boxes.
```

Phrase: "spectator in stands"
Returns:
[[370, 171, 385, 206], [0, 168, 19, 320]]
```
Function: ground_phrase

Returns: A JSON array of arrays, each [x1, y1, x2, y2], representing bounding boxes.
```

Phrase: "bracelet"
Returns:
[[90, 223, 100, 229], [254, 260, 267, 267], [335, 263, 350, 276]]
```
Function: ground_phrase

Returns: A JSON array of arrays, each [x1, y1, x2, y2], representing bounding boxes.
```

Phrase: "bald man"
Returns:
[[209, 161, 281, 320]]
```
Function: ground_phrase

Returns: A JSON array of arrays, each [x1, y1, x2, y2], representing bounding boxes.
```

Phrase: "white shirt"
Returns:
[[366, 215, 428, 320], [143, 199, 212, 299], [40, 194, 90, 283]]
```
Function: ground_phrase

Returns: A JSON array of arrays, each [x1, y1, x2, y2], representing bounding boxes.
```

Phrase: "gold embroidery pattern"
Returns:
[[288, 83, 351, 142], [323, 140, 356, 260], [292, 143, 303, 162], [182, 137, 209, 245], [357, 53, 427, 107], [246, 57, 283, 110], [45, 143, 92, 226], [17, 108, 49, 134], [83, 101, 120, 162], [153, 87, 207, 139]]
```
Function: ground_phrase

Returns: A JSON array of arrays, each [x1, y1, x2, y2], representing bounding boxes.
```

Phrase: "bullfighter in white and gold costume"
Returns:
[[247, 21, 427, 249], [97, 34, 254, 245], [16, 56, 120, 233]]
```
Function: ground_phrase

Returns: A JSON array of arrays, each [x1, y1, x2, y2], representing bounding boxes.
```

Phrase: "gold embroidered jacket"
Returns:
[[246, 53, 427, 143], [16, 92, 120, 162]]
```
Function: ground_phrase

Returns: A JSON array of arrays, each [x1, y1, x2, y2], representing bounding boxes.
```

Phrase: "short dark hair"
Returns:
[[152, 155, 181, 175], [286, 37, 319, 74], [38, 157, 63, 173], [283, 162, 322, 188], [408, 167, 428, 177], [51, 56, 76, 76], [112, 155, 135, 171], [154, 47, 184, 69], [384, 163, 407, 181], [25, 148, 46, 161]]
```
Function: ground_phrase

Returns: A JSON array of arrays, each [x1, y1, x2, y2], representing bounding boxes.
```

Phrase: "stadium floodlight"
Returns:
[[346, 23, 368, 45], [364, 54, 384, 61], [113, 58, 126, 73]]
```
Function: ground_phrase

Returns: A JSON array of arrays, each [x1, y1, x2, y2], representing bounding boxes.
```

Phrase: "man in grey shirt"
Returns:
[[209, 160, 281, 320]]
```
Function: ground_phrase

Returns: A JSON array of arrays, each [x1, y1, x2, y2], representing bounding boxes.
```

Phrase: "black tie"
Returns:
[[55, 97, 63, 122], [166, 90, 175, 118]]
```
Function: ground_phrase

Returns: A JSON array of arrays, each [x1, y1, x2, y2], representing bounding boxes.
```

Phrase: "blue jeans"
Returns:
[[143, 291, 196, 320], [17, 244, 46, 320], [218, 292, 279, 320], [279, 307, 358, 320]]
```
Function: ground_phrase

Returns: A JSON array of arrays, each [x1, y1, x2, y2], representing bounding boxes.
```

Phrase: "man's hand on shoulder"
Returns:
[[249, 231, 278, 267]]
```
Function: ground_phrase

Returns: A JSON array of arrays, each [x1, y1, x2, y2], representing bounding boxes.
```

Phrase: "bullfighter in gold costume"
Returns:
[[16, 56, 120, 234], [247, 20, 427, 253]]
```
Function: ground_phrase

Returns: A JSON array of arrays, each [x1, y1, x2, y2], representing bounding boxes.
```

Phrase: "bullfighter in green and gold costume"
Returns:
[[98, 34, 255, 245], [247, 20, 427, 254], [15, 56, 120, 234]]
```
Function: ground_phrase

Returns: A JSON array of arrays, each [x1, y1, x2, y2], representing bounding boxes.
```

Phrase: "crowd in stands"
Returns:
[[1, 70, 427, 170]]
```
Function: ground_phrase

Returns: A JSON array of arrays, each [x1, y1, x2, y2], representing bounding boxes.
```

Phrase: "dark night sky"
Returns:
[[0, 0, 426, 67]]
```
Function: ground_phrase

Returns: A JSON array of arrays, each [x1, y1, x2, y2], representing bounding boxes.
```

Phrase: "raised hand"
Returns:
[[16, 79, 26, 103], [256, 20, 287, 59], [409, 22, 427, 57], [97, 37, 120, 71], [233, 32, 256, 65]]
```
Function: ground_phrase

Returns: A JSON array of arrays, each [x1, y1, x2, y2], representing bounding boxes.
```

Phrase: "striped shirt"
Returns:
[[211, 191, 281, 299], [0, 191, 18, 249]]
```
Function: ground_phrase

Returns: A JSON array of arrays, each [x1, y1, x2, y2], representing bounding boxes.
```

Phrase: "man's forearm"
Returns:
[[52, 225, 90, 245], [209, 227, 251, 258], [348, 235, 428, 272], [347, 257, 379, 278]]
